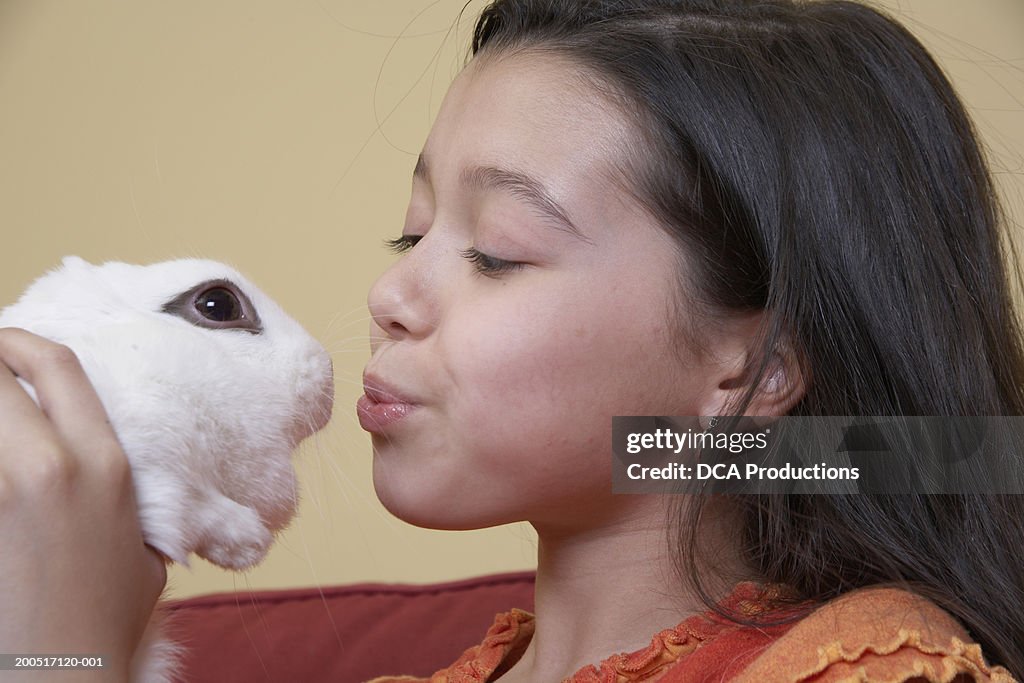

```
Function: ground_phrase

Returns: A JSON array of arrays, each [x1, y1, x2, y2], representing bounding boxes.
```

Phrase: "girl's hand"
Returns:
[[0, 328, 167, 682]]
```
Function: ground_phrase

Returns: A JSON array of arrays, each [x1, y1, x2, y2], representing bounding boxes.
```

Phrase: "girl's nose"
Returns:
[[367, 251, 434, 346]]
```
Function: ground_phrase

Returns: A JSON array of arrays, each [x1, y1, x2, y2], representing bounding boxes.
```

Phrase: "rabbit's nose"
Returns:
[[311, 365, 334, 433], [295, 347, 334, 440]]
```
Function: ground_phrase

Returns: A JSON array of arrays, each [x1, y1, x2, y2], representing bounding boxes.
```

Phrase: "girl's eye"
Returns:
[[459, 247, 526, 278], [384, 234, 423, 254]]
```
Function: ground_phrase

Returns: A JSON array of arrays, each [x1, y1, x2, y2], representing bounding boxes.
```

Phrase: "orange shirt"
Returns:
[[367, 582, 1015, 682]]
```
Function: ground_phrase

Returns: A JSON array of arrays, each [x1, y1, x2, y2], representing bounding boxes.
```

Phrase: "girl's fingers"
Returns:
[[0, 353, 52, 445], [0, 327, 166, 671], [0, 327, 124, 468]]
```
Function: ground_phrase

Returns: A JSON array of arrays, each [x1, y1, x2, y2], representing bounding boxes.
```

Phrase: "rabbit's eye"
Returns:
[[162, 279, 263, 334], [197, 287, 242, 322]]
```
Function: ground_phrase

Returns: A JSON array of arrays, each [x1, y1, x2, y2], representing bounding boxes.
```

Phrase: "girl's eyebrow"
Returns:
[[414, 152, 593, 245]]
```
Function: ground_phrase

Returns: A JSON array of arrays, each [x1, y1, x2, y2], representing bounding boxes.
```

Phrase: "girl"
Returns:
[[356, 0, 1023, 679], [0, 0, 1020, 680]]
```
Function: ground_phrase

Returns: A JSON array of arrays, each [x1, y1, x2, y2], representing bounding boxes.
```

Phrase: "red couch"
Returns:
[[163, 570, 536, 682]]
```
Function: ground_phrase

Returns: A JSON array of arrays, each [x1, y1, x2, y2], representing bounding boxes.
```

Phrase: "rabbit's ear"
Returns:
[[60, 255, 92, 270]]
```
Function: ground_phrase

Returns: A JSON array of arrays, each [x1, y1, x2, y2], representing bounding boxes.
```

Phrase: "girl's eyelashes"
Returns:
[[459, 247, 526, 278], [384, 234, 423, 254], [385, 236, 524, 278]]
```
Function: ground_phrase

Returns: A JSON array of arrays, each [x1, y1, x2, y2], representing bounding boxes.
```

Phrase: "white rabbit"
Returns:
[[0, 256, 335, 682]]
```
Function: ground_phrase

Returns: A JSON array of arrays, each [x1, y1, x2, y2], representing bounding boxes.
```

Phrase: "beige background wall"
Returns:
[[0, 0, 1020, 600]]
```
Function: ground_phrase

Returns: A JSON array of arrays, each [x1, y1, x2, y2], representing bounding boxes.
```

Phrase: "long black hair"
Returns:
[[469, 0, 1024, 675]]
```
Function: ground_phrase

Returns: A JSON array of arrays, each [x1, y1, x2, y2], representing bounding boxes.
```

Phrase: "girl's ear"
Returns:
[[697, 315, 808, 419], [734, 345, 807, 417]]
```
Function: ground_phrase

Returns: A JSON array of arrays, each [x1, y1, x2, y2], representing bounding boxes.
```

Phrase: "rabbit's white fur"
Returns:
[[0, 256, 334, 682]]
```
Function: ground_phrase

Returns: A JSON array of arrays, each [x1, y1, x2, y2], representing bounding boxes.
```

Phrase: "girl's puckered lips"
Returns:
[[357, 373, 419, 433]]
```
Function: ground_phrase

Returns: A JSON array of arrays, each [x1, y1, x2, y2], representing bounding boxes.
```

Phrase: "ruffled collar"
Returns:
[[438, 581, 798, 683]]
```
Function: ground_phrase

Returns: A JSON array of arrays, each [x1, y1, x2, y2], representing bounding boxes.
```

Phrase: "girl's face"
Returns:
[[362, 52, 721, 532]]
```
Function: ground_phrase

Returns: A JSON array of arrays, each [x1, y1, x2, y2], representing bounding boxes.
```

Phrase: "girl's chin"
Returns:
[[372, 479, 521, 531]]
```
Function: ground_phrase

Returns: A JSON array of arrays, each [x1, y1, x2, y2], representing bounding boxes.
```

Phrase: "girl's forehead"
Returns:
[[411, 51, 667, 251], [422, 51, 637, 192], [454, 51, 618, 120]]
